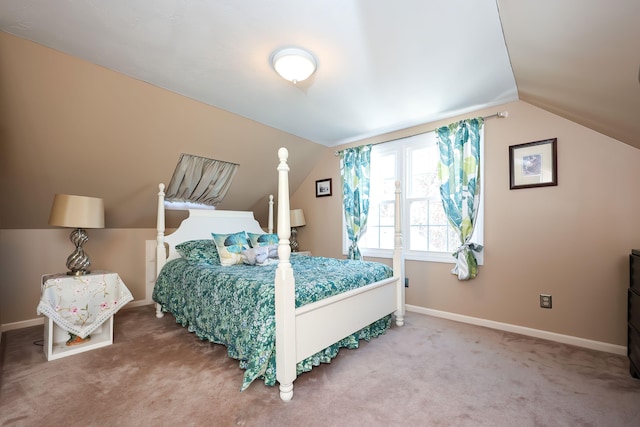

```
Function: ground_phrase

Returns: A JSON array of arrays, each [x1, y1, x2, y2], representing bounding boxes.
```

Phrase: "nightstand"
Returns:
[[291, 251, 312, 256], [37, 271, 133, 360]]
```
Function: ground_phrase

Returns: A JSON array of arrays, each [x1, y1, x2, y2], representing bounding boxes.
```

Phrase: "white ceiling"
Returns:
[[0, 0, 518, 147], [0, 0, 638, 149]]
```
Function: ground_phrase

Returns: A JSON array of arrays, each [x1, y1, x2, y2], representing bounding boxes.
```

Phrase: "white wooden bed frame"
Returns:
[[154, 147, 405, 401]]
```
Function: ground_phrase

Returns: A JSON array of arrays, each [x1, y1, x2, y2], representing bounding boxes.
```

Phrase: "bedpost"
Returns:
[[155, 183, 166, 319], [275, 147, 296, 402], [393, 180, 405, 326], [268, 194, 274, 234]]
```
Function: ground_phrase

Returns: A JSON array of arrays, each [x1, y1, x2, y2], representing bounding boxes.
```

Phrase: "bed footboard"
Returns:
[[294, 277, 398, 361]]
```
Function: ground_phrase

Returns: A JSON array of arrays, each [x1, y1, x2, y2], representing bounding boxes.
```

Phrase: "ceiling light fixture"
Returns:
[[271, 48, 317, 84]]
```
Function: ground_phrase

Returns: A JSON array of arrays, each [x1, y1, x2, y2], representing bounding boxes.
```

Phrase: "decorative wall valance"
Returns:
[[165, 153, 238, 207]]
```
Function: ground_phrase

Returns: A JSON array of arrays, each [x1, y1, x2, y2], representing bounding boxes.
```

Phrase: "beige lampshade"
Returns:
[[49, 194, 105, 229], [290, 209, 306, 228]]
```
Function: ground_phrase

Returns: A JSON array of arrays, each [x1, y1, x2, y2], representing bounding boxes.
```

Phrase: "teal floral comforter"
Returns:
[[152, 255, 393, 390]]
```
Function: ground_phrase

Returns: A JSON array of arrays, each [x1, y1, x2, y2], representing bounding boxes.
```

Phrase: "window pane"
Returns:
[[360, 226, 380, 248], [448, 227, 461, 250], [380, 226, 394, 249], [371, 152, 396, 201], [411, 173, 428, 198], [410, 148, 429, 197], [409, 200, 427, 250], [410, 225, 427, 250], [428, 200, 448, 225], [428, 226, 449, 252], [377, 153, 396, 175], [425, 172, 440, 198], [368, 203, 380, 227], [410, 145, 441, 199], [380, 201, 394, 226], [382, 179, 396, 200]]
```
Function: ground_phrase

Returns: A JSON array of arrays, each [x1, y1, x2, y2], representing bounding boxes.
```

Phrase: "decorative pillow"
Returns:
[[242, 246, 271, 266], [247, 232, 279, 248], [241, 244, 279, 266], [211, 231, 250, 266], [175, 239, 220, 265]]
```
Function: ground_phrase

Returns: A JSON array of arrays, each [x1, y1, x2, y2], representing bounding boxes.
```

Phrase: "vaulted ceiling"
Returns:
[[1, 0, 637, 150]]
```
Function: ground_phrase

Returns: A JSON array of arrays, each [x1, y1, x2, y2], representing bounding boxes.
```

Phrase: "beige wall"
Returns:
[[0, 228, 156, 325], [292, 100, 640, 347]]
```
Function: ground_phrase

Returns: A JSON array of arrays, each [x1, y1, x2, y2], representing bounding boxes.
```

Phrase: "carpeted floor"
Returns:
[[1, 304, 639, 426]]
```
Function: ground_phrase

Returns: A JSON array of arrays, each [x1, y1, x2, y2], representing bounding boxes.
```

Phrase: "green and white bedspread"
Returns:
[[152, 255, 393, 390]]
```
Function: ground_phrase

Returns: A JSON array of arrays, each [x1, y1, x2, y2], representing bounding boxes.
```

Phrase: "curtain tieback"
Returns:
[[348, 240, 362, 260], [451, 242, 483, 281], [453, 242, 483, 258]]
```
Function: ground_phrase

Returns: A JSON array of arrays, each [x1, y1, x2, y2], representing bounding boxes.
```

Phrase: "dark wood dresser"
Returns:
[[629, 249, 640, 378]]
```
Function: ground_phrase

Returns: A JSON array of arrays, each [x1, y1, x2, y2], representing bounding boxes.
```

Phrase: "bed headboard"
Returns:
[[156, 183, 274, 274], [164, 209, 266, 262]]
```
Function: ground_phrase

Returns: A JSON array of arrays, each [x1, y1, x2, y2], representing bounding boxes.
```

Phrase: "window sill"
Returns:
[[351, 248, 484, 265]]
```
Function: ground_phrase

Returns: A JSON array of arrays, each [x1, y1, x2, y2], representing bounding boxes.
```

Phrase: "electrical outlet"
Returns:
[[404, 277, 409, 288], [540, 294, 552, 309]]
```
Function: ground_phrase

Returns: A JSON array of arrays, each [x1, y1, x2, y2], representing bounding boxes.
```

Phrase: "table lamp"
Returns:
[[49, 194, 105, 276], [289, 209, 306, 252]]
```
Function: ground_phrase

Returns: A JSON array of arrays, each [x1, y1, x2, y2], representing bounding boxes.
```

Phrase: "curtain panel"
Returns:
[[339, 145, 372, 260], [436, 118, 484, 280]]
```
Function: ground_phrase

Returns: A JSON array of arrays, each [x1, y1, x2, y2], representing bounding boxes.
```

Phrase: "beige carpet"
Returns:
[[1, 304, 639, 426]]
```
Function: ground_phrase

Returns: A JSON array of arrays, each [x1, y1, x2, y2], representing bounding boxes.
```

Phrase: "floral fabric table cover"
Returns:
[[37, 271, 133, 338]]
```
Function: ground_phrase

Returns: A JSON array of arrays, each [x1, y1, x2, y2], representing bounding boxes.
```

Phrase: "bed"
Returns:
[[153, 147, 405, 401]]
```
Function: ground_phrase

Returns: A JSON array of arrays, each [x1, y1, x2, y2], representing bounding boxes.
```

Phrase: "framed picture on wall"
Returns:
[[509, 138, 557, 189], [315, 178, 332, 197]]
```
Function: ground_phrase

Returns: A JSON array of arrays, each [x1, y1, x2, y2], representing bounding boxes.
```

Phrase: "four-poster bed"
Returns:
[[153, 147, 405, 401]]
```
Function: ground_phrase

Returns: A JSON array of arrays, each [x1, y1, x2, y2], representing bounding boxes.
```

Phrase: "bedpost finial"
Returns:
[[278, 147, 289, 161], [159, 183, 165, 192]]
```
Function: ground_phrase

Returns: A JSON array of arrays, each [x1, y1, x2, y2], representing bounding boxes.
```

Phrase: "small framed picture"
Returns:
[[509, 138, 557, 189], [315, 178, 332, 197]]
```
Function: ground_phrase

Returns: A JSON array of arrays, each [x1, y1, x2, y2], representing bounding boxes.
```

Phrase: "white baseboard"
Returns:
[[1, 317, 44, 332], [406, 304, 627, 356], [3, 301, 626, 356], [0, 299, 154, 333]]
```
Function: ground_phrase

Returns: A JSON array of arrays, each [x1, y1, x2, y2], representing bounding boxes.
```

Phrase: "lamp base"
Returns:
[[290, 227, 299, 252], [65, 228, 92, 275], [66, 270, 91, 276]]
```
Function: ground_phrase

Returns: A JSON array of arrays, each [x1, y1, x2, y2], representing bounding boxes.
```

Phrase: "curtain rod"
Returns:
[[334, 111, 509, 156]]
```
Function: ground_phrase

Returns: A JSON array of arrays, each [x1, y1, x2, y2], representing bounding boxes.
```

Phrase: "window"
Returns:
[[345, 130, 484, 264]]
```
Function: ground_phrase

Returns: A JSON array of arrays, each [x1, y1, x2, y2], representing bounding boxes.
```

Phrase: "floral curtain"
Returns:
[[436, 118, 484, 280], [339, 145, 372, 260]]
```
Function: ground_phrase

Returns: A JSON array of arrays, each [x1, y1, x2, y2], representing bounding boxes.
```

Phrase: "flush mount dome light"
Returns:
[[272, 48, 317, 84]]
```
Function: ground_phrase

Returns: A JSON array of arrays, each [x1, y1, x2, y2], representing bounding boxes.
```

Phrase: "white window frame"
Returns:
[[342, 130, 484, 265]]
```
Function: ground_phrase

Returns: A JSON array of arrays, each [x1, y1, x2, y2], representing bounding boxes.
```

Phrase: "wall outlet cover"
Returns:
[[540, 294, 552, 309]]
